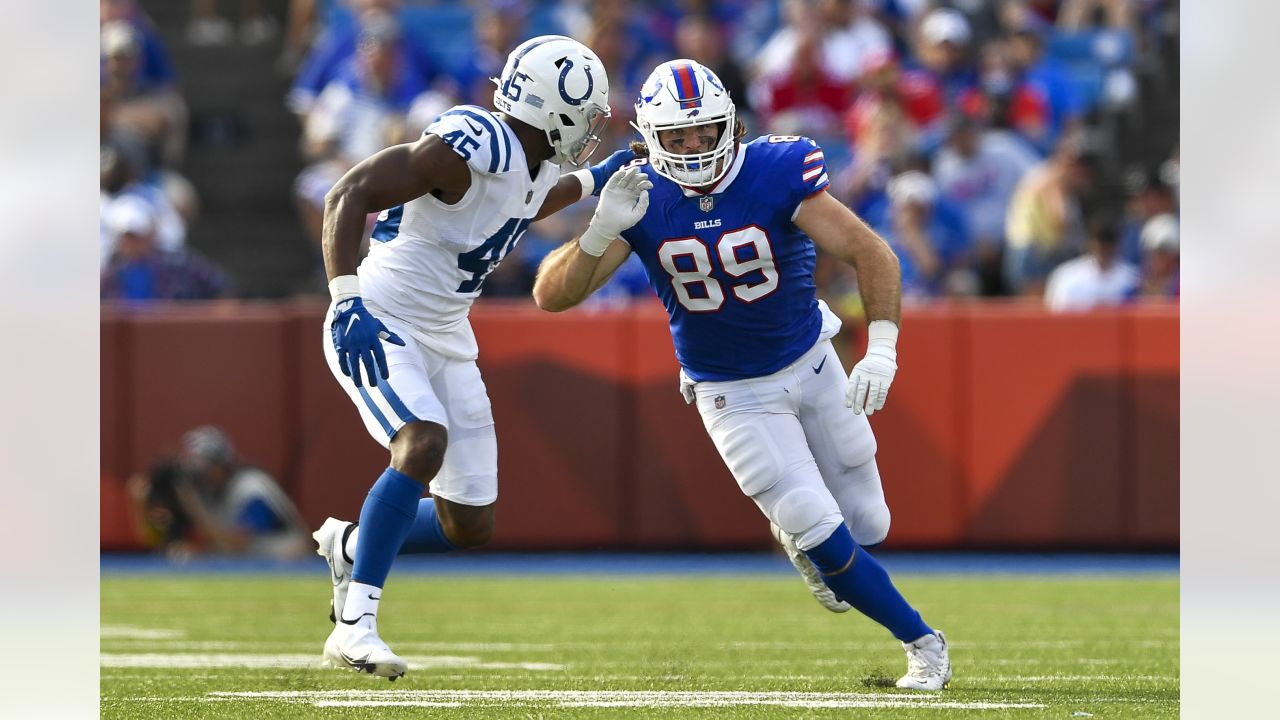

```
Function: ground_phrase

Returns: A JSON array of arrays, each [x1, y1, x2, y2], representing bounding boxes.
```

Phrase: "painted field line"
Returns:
[[974, 675, 1178, 682], [211, 690, 1045, 710], [100, 626, 184, 640], [100, 653, 563, 671]]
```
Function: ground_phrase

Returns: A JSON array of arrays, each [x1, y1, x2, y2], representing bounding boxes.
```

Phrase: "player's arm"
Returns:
[[322, 134, 470, 279], [533, 237, 632, 311], [533, 147, 638, 222], [321, 135, 470, 386], [795, 189, 903, 415], [532, 166, 651, 311]]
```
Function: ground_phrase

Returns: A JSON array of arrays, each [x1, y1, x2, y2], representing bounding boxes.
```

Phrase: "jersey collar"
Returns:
[[679, 141, 748, 198]]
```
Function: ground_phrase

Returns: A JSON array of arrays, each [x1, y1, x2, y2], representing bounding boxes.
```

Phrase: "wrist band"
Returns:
[[568, 168, 595, 201], [328, 274, 360, 301], [867, 320, 899, 351]]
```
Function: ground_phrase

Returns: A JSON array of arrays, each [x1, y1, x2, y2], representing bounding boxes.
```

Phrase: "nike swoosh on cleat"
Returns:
[[812, 357, 827, 374], [339, 611, 376, 625]]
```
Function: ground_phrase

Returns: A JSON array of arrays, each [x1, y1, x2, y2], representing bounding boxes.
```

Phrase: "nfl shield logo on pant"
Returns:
[[714, 395, 725, 409]]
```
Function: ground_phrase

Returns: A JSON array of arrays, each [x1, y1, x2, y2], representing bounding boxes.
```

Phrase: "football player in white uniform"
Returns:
[[310, 35, 652, 680], [534, 59, 950, 690]]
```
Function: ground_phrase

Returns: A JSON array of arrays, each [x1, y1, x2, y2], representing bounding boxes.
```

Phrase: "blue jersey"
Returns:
[[620, 135, 832, 381]]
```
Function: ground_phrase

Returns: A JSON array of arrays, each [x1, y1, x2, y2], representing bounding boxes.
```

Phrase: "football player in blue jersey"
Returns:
[[534, 59, 951, 690]]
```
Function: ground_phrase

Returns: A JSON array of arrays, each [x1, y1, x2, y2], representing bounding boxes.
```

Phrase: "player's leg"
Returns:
[[318, 314, 448, 679], [422, 355, 499, 547], [795, 339, 952, 690], [697, 383, 947, 689], [317, 358, 498, 627], [796, 340, 890, 546]]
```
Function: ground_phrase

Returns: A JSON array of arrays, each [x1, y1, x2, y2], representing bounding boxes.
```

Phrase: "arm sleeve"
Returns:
[[425, 106, 515, 175]]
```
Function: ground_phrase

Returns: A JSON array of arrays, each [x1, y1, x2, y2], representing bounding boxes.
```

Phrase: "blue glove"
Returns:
[[588, 148, 637, 196], [330, 297, 405, 387]]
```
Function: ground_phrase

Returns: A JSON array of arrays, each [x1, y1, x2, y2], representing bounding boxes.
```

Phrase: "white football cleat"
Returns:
[[322, 616, 408, 681], [896, 630, 952, 691], [313, 518, 354, 624], [769, 522, 851, 613]]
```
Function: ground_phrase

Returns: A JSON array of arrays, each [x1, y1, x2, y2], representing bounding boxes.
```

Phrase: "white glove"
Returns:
[[847, 321, 899, 416], [578, 166, 652, 256]]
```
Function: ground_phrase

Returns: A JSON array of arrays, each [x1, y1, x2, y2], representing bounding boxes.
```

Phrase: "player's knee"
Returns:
[[438, 502, 495, 549], [849, 503, 891, 547], [767, 486, 842, 551], [390, 422, 448, 482]]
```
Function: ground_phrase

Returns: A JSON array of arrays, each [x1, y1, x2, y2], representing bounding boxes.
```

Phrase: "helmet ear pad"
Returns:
[[633, 59, 738, 186], [492, 35, 612, 165]]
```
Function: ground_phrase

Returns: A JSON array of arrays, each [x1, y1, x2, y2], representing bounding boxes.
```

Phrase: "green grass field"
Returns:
[[101, 571, 1178, 718]]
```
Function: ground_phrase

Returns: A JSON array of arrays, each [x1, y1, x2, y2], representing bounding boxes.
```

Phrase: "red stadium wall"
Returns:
[[100, 302, 1179, 552]]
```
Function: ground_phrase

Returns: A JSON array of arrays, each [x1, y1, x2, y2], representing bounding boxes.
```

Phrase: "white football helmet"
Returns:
[[632, 59, 737, 187], [492, 35, 611, 166]]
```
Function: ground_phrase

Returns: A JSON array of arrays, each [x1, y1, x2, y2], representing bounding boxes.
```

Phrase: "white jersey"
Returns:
[[358, 104, 560, 354]]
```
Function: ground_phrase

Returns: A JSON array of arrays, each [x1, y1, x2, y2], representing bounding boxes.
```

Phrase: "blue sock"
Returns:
[[398, 498, 457, 554], [805, 525, 933, 642], [351, 468, 424, 588]]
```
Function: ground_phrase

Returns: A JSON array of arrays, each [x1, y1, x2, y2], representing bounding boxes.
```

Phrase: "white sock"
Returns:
[[341, 582, 382, 625]]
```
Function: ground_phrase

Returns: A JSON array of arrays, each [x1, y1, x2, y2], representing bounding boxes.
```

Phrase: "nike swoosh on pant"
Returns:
[[812, 357, 827, 374]]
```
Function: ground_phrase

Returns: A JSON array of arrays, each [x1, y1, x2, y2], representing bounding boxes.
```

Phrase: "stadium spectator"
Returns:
[[932, 113, 1039, 295], [876, 170, 975, 299], [187, 0, 279, 46], [126, 426, 310, 560], [101, 21, 189, 168], [913, 7, 980, 107], [1043, 219, 1138, 311], [1116, 165, 1177, 265], [286, 0, 435, 116], [294, 12, 434, 252], [1003, 133, 1094, 296], [845, 49, 946, 156], [448, 0, 529, 107], [100, 143, 189, 268], [100, 197, 230, 301], [673, 12, 753, 120], [1138, 212, 1178, 299], [749, 0, 859, 136], [1003, 26, 1082, 153], [100, 0, 177, 91]]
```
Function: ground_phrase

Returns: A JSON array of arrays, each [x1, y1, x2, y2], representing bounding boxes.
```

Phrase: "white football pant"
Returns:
[[322, 305, 498, 506], [691, 339, 890, 551]]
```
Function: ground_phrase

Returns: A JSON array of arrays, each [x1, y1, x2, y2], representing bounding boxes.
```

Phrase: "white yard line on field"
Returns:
[[100, 653, 563, 671], [208, 690, 1046, 710], [100, 626, 184, 640]]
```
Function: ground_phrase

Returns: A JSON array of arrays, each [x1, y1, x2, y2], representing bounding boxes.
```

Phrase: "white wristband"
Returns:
[[568, 168, 594, 200], [577, 224, 613, 257], [328, 274, 361, 301], [867, 320, 899, 353]]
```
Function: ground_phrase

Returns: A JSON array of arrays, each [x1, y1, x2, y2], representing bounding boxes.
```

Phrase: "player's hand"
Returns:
[[580, 166, 652, 255], [846, 321, 900, 416], [330, 297, 406, 387], [588, 148, 638, 196]]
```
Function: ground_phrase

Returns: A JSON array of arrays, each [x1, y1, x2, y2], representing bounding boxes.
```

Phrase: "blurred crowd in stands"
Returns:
[[100, 0, 1179, 312]]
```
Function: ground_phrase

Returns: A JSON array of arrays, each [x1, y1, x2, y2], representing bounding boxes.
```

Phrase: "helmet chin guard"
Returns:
[[492, 35, 612, 165], [632, 59, 737, 186]]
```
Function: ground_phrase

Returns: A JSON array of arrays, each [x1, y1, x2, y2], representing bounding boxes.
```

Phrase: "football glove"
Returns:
[[330, 297, 406, 387], [579, 166, 652, 256], [847, 321, 899, 416]]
